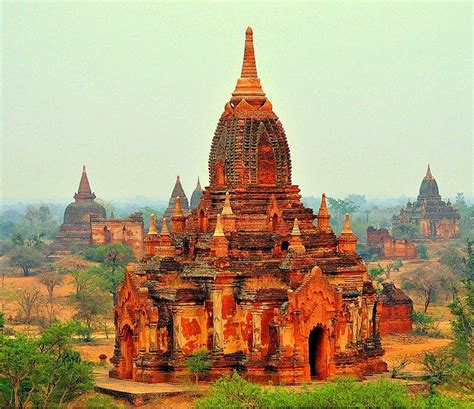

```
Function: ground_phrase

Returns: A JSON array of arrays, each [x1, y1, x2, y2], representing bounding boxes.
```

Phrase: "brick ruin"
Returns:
[[90, 213, 145, 259], [53, 167, 144, 259], [392, 165, 460, 240], [367, 227, 417, 260], [378, 283, 413, 335], [110, 28, 387, 384]]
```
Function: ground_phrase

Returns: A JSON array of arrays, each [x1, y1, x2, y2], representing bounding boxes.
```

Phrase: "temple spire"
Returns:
[[291, 218, 301, 236], [341, 214, 354, 235], [222, 192, 233, 215], [213, 214, 225, 237], [241, 27, 258, 78], [425, 164, 433, 179], [231, 27, 266, 107], [74, 165, 95, 201], [316, 193, 332, 233], [173, 196, 184, 217], [148, 214, 158, 235], [161, 218, 170, 236]]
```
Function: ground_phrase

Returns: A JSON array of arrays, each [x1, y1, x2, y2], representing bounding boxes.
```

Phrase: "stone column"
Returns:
[[251, 309, 263, 356], [292, 310, 303, 359], [149, 323, 157, 352], [211, 288, 224, 354], [172, 308, 183, 358]]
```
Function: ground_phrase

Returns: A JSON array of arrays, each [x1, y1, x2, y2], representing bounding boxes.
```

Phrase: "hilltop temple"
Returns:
[[110, 28, 386, 384], [53, 166, 145, 259], [392, 165, 460, 240]]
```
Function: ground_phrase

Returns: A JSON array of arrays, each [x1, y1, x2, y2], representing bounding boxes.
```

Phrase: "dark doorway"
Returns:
[[121, 325, 134, 379], [308, 326, 327, 379], [281, 241, 289, 251]]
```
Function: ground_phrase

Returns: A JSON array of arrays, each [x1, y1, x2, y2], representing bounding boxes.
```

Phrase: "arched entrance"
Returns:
[[308, 326, 328, 379], [121, 325, 134, 379]]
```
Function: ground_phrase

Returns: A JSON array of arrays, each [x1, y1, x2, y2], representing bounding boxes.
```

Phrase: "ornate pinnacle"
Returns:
[[291, 218, 301, 236], [241, 26, 258, 78], [173, 196, 184, 217], [148, 214, 158, 235], [213, 214, 225, 237], [161, 218, 170, 236], [221, 192, 233, 215], [341, 214, 354, 235]]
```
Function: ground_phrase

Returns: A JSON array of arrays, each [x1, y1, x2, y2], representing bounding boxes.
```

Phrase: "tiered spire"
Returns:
[[173, 196, 184, 217], [291, 218, 301, 236], [213, 214, 225, 237], [288, 218, 305, 254], [144, 214, 160, 257], [171, 196, 186, 233], [341, 213, 354, 235], [425, 164, 433, 179], [230, 27, 266, 107], [74, 165, 96, 201], [190, 177, 204, 209], [222, 192, 233, 215], [338, 214, 357, 255], [161, 218, 170, 236], [148, 214, 158, 235], [316, 193, 332, 233]]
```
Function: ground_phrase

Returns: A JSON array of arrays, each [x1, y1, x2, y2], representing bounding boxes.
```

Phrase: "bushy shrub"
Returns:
[[0, 323, 93, 408], [416, 243, 429, 260], [184, 350, 211, 383], [196, 372, 469, 409], [412, 310, 442, 337]]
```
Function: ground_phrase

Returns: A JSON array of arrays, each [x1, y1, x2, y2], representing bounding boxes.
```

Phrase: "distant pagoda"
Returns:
[[190, 178, 203, 209], [163, 176, 190, 223], [54, 166, 106, 251], [392, 165, 460, 240]]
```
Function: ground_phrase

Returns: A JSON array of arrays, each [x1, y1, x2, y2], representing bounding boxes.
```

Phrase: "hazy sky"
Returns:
[[2, 1, 472, 203]]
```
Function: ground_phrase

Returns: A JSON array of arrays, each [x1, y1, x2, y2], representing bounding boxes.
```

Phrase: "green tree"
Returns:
[[184, 350, 211, 384], [449, 240, 474, 364], [416, 243, 429, 260], [392, 223, 419, 240], [403, 267, 447, 312], [327, 197, 359, 232], [8, 246, 45, 276], [70, 287, 112, 342], [83, 244, 135, 301], [0, 323, 93, 409]]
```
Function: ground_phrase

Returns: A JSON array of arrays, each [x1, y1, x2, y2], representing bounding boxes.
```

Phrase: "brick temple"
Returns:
[[392, 165, 460, 240], [53, 166, 145, 259], [110, 27, 386, 384], [367, 227, 417, 260]]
